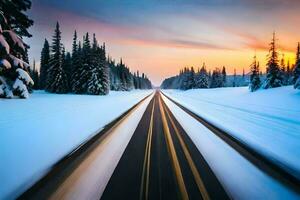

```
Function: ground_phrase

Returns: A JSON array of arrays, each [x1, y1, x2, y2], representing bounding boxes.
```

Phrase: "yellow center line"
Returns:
[[162, 96, 210, 200], [140, 98, 155, 200], [159, 95, 189, 200]]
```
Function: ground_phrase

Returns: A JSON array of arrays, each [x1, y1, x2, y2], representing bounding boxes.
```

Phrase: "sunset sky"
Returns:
[[27, 0, 300, 85]]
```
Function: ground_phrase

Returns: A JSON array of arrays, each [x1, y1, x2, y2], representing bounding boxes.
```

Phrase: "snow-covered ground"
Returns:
[[0, 90, 153, 200], [163, 86, 300, 181]]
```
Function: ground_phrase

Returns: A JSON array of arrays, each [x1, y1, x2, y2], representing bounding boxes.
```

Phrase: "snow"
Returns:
[[163, 86, 300, 181], [0, 34, 10, 54], [3, 30, 26, 51], [0, 59, 11, 69], [16, 68, 34, 85], [9, 55, 30, 69], [0, 90, 153, 200], [161, 94, 299, 199], [0, 76, 13, 98], [13, 78, 29, 98]]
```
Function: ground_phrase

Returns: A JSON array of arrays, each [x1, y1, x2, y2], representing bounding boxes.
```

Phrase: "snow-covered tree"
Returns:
[[262, 32, 283, 89], [45, 22, 68, 93], [98, 43, 110, 94], [39, 39, 50, 89], [86, 34, 108, 95], [286, 60, 292, 85], [210, 68, 223, 88], [293, 42, 300, 89], [222, 66, 226, 87], [195, 63, 209, 88], [30, 59, 39, 90], [232, 68, 237, 87], [0, 8, 34, 98], [249, 54, 261, 92]]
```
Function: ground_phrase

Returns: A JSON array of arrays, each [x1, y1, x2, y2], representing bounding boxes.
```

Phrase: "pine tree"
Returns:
[[249, 54, 261, 92], [280, 53, 287, 85], [233, 68, 237, 87], [210, 68, 223, 88], [187, 67, 196, 89], [71, 41, 85, 93], [293, 42, 300, 89], [30, 59, 39, 90], [62, 51, 72, 91], [195, 63, 209, 88], [262, 32, 283, 89], [45, 22, 68, 93], [39, 39, 50, 89], [286, 60, 292, 85], [222, 66, 226, 87], [72, 33, 92, 94], [0, 5, 34, 98]]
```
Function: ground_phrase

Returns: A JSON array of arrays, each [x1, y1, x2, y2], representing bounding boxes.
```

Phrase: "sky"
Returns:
[[26, 0, 300, 85]]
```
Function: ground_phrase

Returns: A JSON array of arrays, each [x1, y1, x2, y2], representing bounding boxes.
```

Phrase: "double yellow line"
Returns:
[[140, 98, 155, 200], [159, 94, 210, 200], [159, 96, 189, 200]]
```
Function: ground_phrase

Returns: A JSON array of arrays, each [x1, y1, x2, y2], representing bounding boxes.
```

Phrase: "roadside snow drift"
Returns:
[[163, 86, 300, 181], [0, 90, 152, 200]]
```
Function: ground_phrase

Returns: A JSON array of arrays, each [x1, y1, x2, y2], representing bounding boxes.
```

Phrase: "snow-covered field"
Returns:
[[163, 86, 300, 181], [0, 90, 153, 200]]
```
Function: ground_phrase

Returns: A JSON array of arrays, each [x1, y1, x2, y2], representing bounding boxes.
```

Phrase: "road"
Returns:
[[101, 92, 229, 200], [18, 91, 300, 199]]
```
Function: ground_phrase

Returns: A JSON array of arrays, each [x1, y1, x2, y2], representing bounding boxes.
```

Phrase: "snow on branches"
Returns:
[[0, 8, 33, 98]]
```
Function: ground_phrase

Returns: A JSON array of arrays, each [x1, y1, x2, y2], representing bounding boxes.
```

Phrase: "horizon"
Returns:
[[26, 0, 300, 85]]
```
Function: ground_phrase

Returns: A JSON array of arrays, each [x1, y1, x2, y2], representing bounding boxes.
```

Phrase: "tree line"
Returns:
[[162, 33, 300, 92], [161, 65, 243, 90], [31, 22, 152, 95]]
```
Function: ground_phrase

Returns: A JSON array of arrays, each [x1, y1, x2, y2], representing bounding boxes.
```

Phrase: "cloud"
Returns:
[[119, 37, 235, 50]]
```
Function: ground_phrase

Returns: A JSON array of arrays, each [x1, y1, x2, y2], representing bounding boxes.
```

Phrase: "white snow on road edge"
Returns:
[[0, 90, 153, 200], [161, 94, 300, 199]]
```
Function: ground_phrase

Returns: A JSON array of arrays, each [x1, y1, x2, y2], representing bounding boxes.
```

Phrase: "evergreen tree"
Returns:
[[45, 22, 68, 93], [62, 51, 72, 90], [293, 42, 300, 89], [187, 67, 196, 89], [71, 41, 85, 93], [195, 63, 209, 88], [222, 66, 226, 87], [210, 68, 223, 88], [280, 54, 287, 85], [233, 68, 237, 87], [0, 5, 34, 98], [249, 54, 261, 92], [262, 32, 283, 89], [39, 39, 50, 89], [30, 59, 39, 90], [72, 33, 91, 94], [286, 60, 292, 85]]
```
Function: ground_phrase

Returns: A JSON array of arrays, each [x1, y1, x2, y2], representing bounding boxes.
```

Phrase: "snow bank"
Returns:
[[163, 86, 300, 180], [0, 90, 153, 200]]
